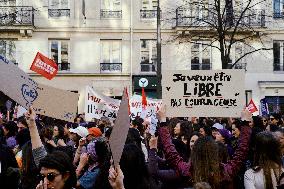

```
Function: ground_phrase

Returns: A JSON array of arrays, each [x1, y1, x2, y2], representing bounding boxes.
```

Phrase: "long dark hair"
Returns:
[[253, 131, 282, 189], [54, 125, 65, 139], [3, 121, 17, 138], [191, 136, 220, 189], [178, 121, 193, 142], [120, 144, 150, 189]]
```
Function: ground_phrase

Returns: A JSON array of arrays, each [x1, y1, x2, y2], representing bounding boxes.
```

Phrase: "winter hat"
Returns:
[[69, 126, 89, 138], [212, 123, 224, 130], [88, 127, 102, 137], [218, 129, 232, 143]]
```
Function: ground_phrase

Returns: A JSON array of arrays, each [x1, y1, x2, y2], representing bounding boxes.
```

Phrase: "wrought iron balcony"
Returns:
[[48, 9, 70, 18], [273, 63, 284, 71], [100, 63, 122, 73], [140, 10, 157, 19], [176, 7, 265, 28], [272, 10, 284, 19], [0, 6, 34, 26], [141, 63, 156, 72], [232, 63, 247, 70], [100, 10, 122, 19], [191, 63, 211, 70], [57, 62, 70, 71]]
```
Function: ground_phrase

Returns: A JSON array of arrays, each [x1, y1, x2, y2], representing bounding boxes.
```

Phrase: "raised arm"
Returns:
[[26, 107, 47, 167], [224, 109, 252, 178], [156, 105, 191, 177]]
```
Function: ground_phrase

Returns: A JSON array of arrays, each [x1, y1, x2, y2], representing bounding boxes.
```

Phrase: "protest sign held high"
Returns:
[[84, 86, 162, 121], [0, 56, 78, 122], [30, 52, 58, 80], [109, 88, 130, 166], [162, 70, 245, 117], [85, 86, 120, 121]]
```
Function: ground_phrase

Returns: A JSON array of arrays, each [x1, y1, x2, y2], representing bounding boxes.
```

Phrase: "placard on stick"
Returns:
[[108, 88, 130, 166], [162, 70, 245, 117], [0, 57, 79, 122]]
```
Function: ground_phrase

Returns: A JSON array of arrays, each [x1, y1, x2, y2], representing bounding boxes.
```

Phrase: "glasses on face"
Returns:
[[270, 118, 275, 121], [38, 172, 61, 182], [262, 120, 267, 122]]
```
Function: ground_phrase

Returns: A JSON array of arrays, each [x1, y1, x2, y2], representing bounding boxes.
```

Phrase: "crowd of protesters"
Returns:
[[1, 103, 284, 189]]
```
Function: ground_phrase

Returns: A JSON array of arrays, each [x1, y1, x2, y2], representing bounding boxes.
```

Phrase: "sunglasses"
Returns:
[[38, 172, 61, 182], [270, 118, 275, 121]]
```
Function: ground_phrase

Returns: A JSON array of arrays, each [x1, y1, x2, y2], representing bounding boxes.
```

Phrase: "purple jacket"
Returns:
[[158, 125, 251, 188]]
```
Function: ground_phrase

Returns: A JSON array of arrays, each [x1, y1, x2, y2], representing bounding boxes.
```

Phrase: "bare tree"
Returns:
[[166, 0, 272, 69]]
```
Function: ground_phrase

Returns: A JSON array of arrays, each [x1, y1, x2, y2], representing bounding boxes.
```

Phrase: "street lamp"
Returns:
[[156, 0, 162, 99]]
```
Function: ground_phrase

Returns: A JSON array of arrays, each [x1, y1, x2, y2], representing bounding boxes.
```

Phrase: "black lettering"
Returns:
[[184, 83, 191, 95]]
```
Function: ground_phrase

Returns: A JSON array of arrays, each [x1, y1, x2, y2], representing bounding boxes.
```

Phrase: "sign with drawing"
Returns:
[[0, 56, 79, 122], [162, 70, 245, 117]]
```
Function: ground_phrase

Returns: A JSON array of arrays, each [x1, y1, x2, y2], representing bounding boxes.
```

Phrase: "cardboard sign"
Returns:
[[30, 52, 58, 80], [109, 88, 130, 166], [85, 86, 162, 121], [0, 57, 79, 122], [162, 70, 245, 117]]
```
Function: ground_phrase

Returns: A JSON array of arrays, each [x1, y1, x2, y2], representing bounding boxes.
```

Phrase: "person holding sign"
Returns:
[[155, 105, 252, 189]]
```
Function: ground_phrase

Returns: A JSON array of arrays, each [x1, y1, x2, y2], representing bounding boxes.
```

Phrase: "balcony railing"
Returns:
[[100, 10, 122, 19], [141, 63, 156, 72], [176, 7, 265, 28], [140, 10, 157, 19], [273, 12, 284, 18], [57, 62, 70, 71], [0, 6, 34, 26], [100, 63, 122, 73], [274, 63, 284, 71], [48, 9, 70, 18], [191, 63, 211, 70], [232, 63, 247, 70]]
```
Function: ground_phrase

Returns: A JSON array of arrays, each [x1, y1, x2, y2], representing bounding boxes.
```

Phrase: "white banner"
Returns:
[[84, 86, 162, 121]]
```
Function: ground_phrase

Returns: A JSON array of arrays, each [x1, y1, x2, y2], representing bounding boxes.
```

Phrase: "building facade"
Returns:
[[0, 0, 284, 114]]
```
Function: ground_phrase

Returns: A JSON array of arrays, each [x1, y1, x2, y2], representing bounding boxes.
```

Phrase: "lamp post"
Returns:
[[156, 0, 162, 99]]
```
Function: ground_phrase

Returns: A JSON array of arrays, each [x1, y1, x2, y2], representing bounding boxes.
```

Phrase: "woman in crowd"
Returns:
[[244, 131, 284, 189], [76, 139, 110, 189], [215, 128, 234, 157], [155, 106, 252, 189], [189, 132, 201, 152], [36, 151, 77, 189], [2, 121, 17, 148]]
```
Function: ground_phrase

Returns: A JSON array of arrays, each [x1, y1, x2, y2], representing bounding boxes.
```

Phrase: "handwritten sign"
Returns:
[[85, 86, 162, 121], [162, 70, 245, 117], [0, 57, 79, 122]]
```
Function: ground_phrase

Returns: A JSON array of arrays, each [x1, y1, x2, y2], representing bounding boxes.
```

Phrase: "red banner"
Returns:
[[246, 99, 258, 113], [30, 52, 58, 80]]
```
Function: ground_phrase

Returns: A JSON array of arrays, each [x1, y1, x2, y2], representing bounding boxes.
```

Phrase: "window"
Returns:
[[273, 41, 284, 71], [0, 0, 16, 5], [100, 40, 122, 73], [48, 0, 70, 18], [141, 0, 158, 19], [191, 42, 211, 70], [101, 0, 122, 19], [228, 43, 247, 70], [274, 0, 284, 18], [49, 40, 70, 71], [0, 39, 16, 65], [140, 39, 157, 72]]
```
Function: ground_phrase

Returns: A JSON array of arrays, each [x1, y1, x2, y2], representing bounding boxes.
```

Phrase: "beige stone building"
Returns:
[[1, 0, 284, 114]]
